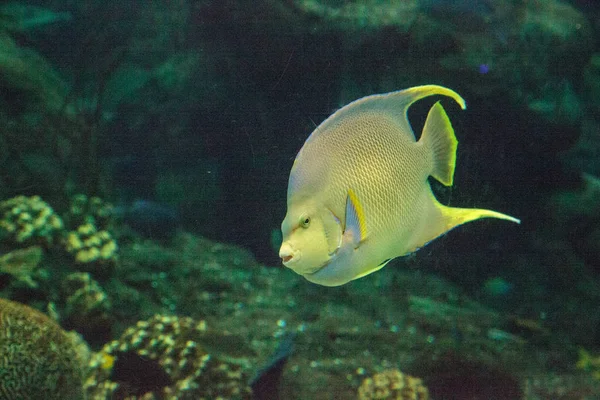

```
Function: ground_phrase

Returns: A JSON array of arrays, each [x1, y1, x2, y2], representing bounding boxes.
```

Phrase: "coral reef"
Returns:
[[577, 348, 600, 380], [0, 195, 63, 246], [0, 245, 43, 287], [62, 272, 112, 342], [85, 314, 252, 399], [65, 194, 115, 231], [0, 1, 599, 399], [0, 298, 89, 400], [64, 222, 118, 267], [62, 193, 118, 268], [523, 373, 600, 399], [357, 369, 429, 400]]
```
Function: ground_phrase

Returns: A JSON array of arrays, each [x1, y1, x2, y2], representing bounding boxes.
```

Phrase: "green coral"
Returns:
[[65, 194, 114, 231], [357, 369, 429, 400], [62, 194, 118, 270], [0, 298, 89, 400], [62, 272, 112, 340], [0, 195, 63, 246], [0, 245, 43, 287], [64, 222, 118, 266], [85, 314, 252, 399], [576, 348, 600, 380]]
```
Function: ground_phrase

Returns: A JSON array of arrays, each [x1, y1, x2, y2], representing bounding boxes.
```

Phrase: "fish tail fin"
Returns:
[[419, 101, 458, 187], [437, 203, 521, 230], [407, 191, 520, 253]]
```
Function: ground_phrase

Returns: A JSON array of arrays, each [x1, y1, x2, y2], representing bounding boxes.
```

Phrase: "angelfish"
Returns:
[[279, 85, 519, 287]]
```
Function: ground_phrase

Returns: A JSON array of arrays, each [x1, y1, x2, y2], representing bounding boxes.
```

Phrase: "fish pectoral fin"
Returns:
[[345, 188, 368, 248], [352, 258, 392, 280], [420, 101, 458, 187]]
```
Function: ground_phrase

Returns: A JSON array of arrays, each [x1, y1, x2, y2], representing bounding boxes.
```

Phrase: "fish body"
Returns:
[[114, 200, 180, 240], [279, 85, 519, 287]]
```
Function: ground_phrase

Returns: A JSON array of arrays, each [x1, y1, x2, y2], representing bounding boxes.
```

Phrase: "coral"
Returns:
[[62, 272, 113, 341], [0, 195, 63, 246], [0, 298, 89, 400], [85, 314, 252, 399], [576, 348, 600, 380], [65, 193, 115, 231], [64, 222, 118, 266], [523, 373, 600, 399], [0, 245, 43, 287], [357, 369, 429, 400]]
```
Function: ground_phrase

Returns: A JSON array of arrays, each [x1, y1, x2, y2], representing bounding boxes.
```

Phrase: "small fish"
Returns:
[[250, 332, 295, 400], [116, 200, 180, 240], [279, 85, 519, 286]]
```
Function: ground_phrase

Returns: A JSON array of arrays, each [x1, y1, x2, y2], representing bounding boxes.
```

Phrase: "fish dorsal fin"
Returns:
[[420, 101, 458, 186], [345, 188, 368, 248], [310, 85, 466, 143]]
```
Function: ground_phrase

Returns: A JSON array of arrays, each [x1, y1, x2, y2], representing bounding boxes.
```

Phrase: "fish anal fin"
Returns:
[[345, 188, 368, 248], [407, 190, 520, 253], [420, 101, 458, 187], [352, 259, 392, 281]]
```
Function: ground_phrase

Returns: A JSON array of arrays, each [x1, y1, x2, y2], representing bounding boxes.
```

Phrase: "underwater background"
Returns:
[[1, 0, 600, 399]]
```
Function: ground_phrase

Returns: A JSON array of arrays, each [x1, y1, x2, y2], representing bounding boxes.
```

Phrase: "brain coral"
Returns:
[[0, 298, 89, 400], [85, 314, 252, 400], [357, 369, 429, 400]]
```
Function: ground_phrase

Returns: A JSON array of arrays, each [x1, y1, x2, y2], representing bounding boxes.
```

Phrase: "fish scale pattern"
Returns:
[[293, 108, 430, 255]]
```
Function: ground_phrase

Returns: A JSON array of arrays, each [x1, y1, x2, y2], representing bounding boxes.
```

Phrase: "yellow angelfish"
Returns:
[[279, 85, 520, 287]]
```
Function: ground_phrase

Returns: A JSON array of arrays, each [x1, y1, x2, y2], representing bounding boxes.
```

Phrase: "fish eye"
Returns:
[[300, 216, 311, 228]]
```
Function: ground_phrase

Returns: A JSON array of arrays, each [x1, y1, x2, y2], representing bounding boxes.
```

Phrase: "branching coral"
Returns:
[[0, 195, 63, 245], [357, 369, 429, 400], [58, 194, 119, 273], [64, 222, 118, 266], [0, 298, 90, 400], [85, 314, 252, 399], [62, 272, 112, 341], [66, 193, 115, 230]]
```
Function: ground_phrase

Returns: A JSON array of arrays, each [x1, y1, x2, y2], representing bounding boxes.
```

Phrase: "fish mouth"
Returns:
[[282, 252, 300, 267], [279, 242, 300, 266]]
